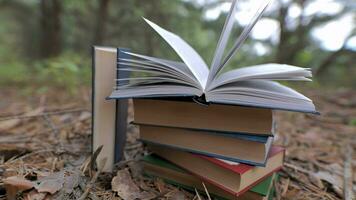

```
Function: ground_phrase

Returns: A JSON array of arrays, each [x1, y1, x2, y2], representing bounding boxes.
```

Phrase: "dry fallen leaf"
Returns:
[[34, 171, 65, 194], [167, 189, 187, 200], [78, 111, 91, 121], [154, 178, 167, 194], [24, 190, 48, 200], [3, 176, 35, 200], [313, 171, 342, 189], [112, 168, 155, 200], [62, 170, 81, 193]]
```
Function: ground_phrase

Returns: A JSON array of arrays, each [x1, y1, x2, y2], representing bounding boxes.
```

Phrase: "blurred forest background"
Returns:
[[0, 1, 355, 199], [0, 0, 355, 93]]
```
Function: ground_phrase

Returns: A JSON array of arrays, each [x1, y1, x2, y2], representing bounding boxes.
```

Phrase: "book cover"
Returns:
[[91, 46, 130, 171]]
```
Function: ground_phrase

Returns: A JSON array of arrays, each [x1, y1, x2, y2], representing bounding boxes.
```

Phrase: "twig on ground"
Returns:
[[78, 158, 107, 200], [202, 182, 211, 200], [0, 108, 88, 121], [343, 144, 353, 200], [194, 188, 202, 200], [284, 162, 314, 175], [6, 150, 54, 164]]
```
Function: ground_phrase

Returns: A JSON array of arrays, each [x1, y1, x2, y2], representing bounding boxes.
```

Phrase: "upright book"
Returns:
[[108, 0, 316, 113], [91, 47, 130, 172]]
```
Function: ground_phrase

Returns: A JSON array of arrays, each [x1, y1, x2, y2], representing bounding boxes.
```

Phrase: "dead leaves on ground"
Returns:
[[112, 168, 155, 200], [3, 169, 87, 200]]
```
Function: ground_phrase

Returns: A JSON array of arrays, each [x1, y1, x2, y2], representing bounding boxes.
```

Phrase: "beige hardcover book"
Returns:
[[92, 47, 117, 172], [139, 125, 273, 166], [134, 99, 274, 135]]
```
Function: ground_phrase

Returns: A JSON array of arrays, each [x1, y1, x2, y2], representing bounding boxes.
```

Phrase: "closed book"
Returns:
[[142, 154, 277, 200], [149, 145, 284, 196], [134, 99, 274, 135], [139, 125, 273, 166]]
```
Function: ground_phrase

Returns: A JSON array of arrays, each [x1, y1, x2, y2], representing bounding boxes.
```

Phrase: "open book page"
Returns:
[[121, 52, 200, 85], [109, 50, 204, 99], [117, 61, 199, 86], [206, 80, 316, 112], [143, 18, 209, 87], [207, 0, 238, 85], [207, 64, 312, 91], [216, 0, 272, 77], [110, 84, 202, 99]]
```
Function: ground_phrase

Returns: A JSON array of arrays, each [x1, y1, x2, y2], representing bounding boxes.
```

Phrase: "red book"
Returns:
[[149, 145, 284, 196]]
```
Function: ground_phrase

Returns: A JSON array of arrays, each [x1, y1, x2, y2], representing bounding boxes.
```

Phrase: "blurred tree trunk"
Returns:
[[275, 3, 289, 63], [40, 0, 62, 58], [93, 0, 110, 45], [275, 0, 308, 64]]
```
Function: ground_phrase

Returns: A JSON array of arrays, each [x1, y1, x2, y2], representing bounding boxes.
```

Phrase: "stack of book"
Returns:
[[133, 98, 284, 199], [106, 0, 317, 198]]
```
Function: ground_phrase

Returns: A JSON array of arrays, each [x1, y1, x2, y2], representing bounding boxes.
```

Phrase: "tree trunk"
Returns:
[[93, 0, 110, 45], [40, 0, 62, 58]]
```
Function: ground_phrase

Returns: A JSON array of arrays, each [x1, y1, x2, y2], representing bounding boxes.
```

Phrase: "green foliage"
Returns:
[[0, 62, 30, 85], [33, 54, 91, 93], [0, 53, 91, 93], [349, 118, 356, 126]]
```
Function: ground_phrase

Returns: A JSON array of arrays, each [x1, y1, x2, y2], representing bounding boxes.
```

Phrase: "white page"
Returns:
[[143, 18, 209, 87], [116, 75, 199, 88], [118, 62, 198, 85], [110, 84, 203, 99], [209, 80, 312, 101], [216, 0, 272, 76], [120, 58, 192, 75], [122, 52, 199, 83], [117, 68, 196, 85], [205, 80, 316, 112], [209, 95, 315, 112], [208, 64, 312, 90], [207, 0, 239, 84]]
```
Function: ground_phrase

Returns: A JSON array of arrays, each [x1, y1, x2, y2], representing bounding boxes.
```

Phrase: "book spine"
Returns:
[[141, 140, 267, 166], [114, 48, 130, 163]]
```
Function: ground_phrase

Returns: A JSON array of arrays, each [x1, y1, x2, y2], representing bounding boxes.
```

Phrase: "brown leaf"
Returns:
[[78, 111, 91, 121], [112, 168, 155, 200], [313, 171, 343, 192], [154, 178, 167, 194], [34, 171, 65, 194], [308, 173, 324, 189], [63, 171, 81, 193], [24, 190, 48, 200], [3, 176, 35, 200], [166, 189, 187, 200]]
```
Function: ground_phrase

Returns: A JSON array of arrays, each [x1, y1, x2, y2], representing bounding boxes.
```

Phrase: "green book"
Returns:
[[142, 154, 278, 200]]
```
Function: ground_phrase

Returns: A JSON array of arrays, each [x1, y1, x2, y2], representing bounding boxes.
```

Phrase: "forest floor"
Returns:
[[0, 87, 355, 200]]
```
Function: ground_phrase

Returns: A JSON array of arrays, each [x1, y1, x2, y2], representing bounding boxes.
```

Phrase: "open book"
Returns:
[[109, 0, 316, 113]]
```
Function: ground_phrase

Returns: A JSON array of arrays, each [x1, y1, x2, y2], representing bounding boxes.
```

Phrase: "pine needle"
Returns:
[[194, 188, 202, 200], [202, 182, 211, 200]]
